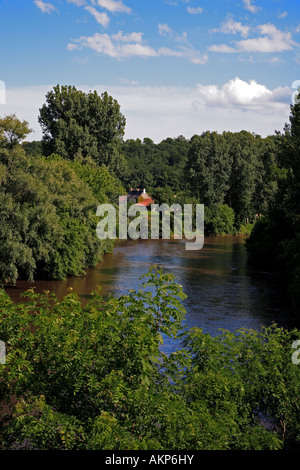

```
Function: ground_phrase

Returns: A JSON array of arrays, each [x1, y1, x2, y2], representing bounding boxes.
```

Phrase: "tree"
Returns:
[[0, 147, 114, 283], [247, 90, 300, 311], [225, 131, 260, 226], [0, 114, 32, 149], [23, 140, 43, 157], [204, 204, 235, 236], [186, 132, 231, 206], [38, 85, 126, 165], [253, 135, 281, 215]]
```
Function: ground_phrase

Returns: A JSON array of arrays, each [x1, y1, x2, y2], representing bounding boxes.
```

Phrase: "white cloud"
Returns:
[[2, 80, 291, 145], [195, 77, 290, 109], [119, 78, 139, 85], [278, 11, 288, 19], [67, 43, 80, 51], [68, 30, 207, 63], [165, 0, 190, 5], [187, 7, 203, 15], [84, 6, 110, 27], [208, 44, 237, 53], [112, 31, 144, 43], [158, 23, 188, 43], [209, 23, 297, 54], [68, 32, 158, 58], [66, 0, 87, 6], [158, 24, 173, 36], [92, 0, 131, 14], [267, 57, 284, 64], [211, 18, 250, 38], [158, 46, 208, 64], [238, 24, 295, 52], [33, 0, 58, 14], [243, 0, 261, 14]]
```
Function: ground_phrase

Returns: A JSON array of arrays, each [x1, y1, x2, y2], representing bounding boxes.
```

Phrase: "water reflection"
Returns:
[[4, 237, 299, 343]]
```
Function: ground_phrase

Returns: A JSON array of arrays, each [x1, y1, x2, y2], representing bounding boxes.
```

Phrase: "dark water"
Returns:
[[4, 236, 299, 352]]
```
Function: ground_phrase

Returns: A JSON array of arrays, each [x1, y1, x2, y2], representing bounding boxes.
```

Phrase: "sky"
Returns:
[[0, 0, 300, 142]]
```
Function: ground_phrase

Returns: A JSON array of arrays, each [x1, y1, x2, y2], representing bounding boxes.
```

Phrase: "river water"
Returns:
[[5, 236, 299, 352]]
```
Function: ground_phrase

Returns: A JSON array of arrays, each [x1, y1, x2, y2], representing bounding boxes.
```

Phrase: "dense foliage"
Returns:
[[121, 136, 189, 193], [38, 85, 126, 166], [121, 130, 281, 235], [0, 267, 299, 450], [0, 84, 299, 451], [0, 116, 122, 284], [1, 83, 298, 306], [247, 91, 300, 312]]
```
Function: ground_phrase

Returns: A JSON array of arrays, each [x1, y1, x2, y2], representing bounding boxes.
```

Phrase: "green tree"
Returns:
[[38, 85, 126, 165], [247, 91, 300, 311], [225, 131, 261, 226], [0, 146, 112, 283], [204, 204, 235, 236], [186, 132, 231, 206], [253, 135, 282, 215], [0, 114, 32, 149], [121, 136, 189, 194], [22, 140, 43, 157]]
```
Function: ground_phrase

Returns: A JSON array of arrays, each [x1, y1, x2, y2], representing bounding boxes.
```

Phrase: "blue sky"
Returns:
[[0, 0, 300, 142]]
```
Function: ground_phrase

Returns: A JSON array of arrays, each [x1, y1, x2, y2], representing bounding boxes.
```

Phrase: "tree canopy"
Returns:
[[0, 114, 32, 149], [247, 90, 300, 311], [38, 85, 126, 165], [0, 115, 122, 284]]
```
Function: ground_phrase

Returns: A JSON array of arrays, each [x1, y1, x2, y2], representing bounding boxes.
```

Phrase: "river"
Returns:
[[4, 236, 299, 353]]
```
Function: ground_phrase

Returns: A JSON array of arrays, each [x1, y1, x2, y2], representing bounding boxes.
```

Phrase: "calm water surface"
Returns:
[[5, 236, 299, 352]]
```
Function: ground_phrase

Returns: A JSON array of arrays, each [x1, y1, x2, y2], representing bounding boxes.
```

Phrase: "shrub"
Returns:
[[0, 267, 299, 450]]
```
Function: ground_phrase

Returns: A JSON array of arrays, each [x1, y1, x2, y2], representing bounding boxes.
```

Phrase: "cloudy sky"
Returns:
[[0, 0, 300, 142]]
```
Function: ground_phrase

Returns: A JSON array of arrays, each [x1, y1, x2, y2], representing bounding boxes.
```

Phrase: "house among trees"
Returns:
[[127, 188, 155, 209]]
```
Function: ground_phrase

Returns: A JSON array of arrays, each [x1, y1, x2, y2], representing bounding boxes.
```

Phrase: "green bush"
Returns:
[[205, 204, 235, 236], [0, 267, 299, 450], [0, 147, 112, 283], [279, 234, 300, 312]]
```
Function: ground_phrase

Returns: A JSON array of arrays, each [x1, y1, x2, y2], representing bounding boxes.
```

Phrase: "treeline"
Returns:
[[23, 85, 286, 240], [246, 93, 300, 312], [119, 99, 300, 312], [1, 83, 300, 309], [25, 131, 279, 237], [1, 85, 300, 451], [120, 131, 281, 235], [0, 85, 126, 284], [0, 145, 121, 284]]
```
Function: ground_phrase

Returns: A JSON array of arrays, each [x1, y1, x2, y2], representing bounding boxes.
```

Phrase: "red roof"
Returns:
[[136, 198, 154, 207]]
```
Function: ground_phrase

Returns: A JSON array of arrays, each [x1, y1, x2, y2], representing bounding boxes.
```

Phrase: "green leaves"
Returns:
[[0, 146, 116, 283], [38, 85, 126, 166], [204, 204, 235, 236], [0, 114, 32, 150], [187, 131, 232, 207], [0, 268, 299, 450], [247, 97, 300, 312]]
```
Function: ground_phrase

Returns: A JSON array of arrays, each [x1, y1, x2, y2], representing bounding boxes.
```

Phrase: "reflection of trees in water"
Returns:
[[6, 238, 298, 335]]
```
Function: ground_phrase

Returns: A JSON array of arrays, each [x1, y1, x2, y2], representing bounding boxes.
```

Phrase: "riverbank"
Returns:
[[4, 236, 299, 340]]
